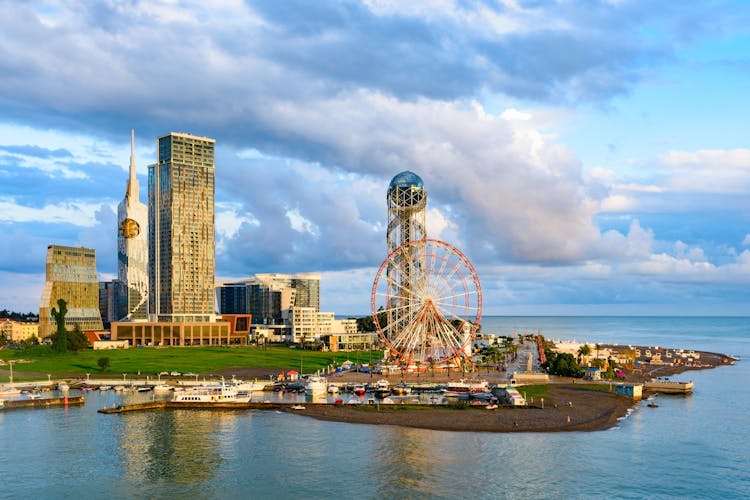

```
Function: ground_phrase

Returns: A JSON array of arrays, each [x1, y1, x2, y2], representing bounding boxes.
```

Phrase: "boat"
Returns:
[[153, 384, 173, 394], [290, 405, 306, 410], [99, 385, 111, 391], [172, 382, 250, 403], [57, 382, 69, 393], [136, 385, 153, 392], [353, 384, 366, 396], [391, 383, 411, 396], [644, 379, 694, 394], [647, 402, 659, 408], [327, 383, 340, 394], [0, 386, 21, 398], [374, 379, 390, 398], [113, 385, 125, 392], [444, 379, 489, 393], [232, 380, 267, 393], [304, 376, 328, 395]]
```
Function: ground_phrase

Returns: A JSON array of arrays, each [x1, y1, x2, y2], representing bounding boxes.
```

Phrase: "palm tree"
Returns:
[[577, 344, 591, 365]]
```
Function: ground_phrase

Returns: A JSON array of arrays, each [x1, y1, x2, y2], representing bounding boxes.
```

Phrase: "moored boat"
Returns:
[[57, 382, 69, 393], [374, 379, 390, 398], [327, 383, 340, 394], [443, 379, 489, 393], [153, 384, 173, 394], [305, 376, 328, 395], [0, 385, 21, 398], [353, 384, 366, 396], [391, 383, 411, 396], [172, 382, 250, 403], [644, 379, 694, 394]]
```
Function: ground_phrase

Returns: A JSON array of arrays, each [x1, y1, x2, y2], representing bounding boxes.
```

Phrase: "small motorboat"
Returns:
[[353, 385, 366, 396], [290, 405, 306, 410], [647, 402, 659, 408], [137, 386, 153, 392]]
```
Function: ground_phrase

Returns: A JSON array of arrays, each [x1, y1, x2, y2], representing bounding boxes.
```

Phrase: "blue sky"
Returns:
[[1, 0, 749, 316]]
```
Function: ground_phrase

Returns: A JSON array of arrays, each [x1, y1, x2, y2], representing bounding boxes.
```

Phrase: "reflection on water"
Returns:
[[0, 318, 747, 498]]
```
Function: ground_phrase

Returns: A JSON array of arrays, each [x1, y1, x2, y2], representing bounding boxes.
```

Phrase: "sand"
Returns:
[[281, 385, 633, 433]]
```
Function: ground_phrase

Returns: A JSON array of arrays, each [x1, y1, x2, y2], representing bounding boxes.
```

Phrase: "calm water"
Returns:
[[1, 317, 749, 499]]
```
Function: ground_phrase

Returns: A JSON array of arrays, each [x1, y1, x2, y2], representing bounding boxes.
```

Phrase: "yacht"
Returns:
[[153, 384, 173, 394], [0, 385, 21, 398], [353, 384, 366, 396], [327, 383, 340, 394], [443, 379, 489, 394], [374, 379, 390, 398], [305, 376, 328, 395], [57, 382, 70, 393], [172, 383, 250, 403], [232, 380, 268, 393]]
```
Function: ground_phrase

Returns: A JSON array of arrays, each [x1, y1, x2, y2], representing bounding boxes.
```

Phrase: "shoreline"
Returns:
[[288, 385, 633, 433]]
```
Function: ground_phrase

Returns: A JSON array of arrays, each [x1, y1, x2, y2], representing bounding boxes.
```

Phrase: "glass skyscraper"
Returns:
[[148, 132, 216, 322]]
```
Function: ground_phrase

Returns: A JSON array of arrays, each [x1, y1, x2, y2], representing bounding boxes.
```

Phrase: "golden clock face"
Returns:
[[120, 218, 140, 238]]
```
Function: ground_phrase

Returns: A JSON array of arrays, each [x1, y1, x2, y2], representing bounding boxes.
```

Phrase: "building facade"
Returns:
[[39, 245, 103, 337], [0, 319, 39, 342], [99, 280, 127, 329], [148, 132, 216, 322], [117, 129, 149, 320], [216, 273, 320, 325]]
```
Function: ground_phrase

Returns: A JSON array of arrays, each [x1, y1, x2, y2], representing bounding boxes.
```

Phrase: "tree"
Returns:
[[97, 357, 111, 372], [67, 324, 90, 351], [577, 344, 591, 365], [549, 353, 582, 377], [50, 298, 68, 353]]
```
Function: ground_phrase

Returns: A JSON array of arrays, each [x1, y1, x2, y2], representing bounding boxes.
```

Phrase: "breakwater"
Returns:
[[2, 396, 85, 410]]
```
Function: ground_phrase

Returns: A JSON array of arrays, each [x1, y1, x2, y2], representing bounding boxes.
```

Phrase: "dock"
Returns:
[[99, 401, 374, 414], [1, 396, 86, 410], [643, 380, 694, 394]]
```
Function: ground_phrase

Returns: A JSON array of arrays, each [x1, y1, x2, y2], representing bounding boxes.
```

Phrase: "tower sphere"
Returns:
[[388, 171, 424, 191]]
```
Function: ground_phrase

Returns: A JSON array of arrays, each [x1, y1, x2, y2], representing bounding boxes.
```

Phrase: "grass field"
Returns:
[[0, 345, 382, 381]]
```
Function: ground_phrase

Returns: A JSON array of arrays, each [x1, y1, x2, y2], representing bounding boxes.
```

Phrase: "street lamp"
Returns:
[[8, 360, 13, 384]]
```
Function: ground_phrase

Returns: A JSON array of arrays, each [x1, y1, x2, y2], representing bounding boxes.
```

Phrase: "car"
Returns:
[[159, 371, 169, 376], [170, 371, 181, 376], [183, 372, 197, 377]]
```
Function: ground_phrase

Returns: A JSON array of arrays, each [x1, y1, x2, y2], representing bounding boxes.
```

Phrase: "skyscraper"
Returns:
[[117, 129, 148, 320], [148, 132, 216, 322], [39, 245, 103, 337]]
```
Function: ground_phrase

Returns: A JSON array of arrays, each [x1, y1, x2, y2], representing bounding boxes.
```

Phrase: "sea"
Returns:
[[1, 316, 748, 499]]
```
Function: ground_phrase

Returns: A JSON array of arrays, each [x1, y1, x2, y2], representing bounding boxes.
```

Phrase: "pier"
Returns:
[[2, 396, 85, 410]]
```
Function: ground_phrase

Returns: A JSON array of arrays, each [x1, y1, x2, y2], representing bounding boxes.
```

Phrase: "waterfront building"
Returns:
[[385, 171, 426, 341], [148, 132, 216, 322], [98, 280, 127, 329], [39, 245, 103, 337], [0, 319, 39, 342], [216, 273, 320, 325], [117, 129, 148, 320]]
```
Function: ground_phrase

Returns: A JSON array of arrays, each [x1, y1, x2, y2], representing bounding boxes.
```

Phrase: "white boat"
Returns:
[[0, 385, 21, 398], [57, 382, 69, 393], [644, 379, 694, 394], [99, 385, 111, 391], [305, 376, 327, 395], [113, 385, 125, 392], [153, 384, 173, 394], [444, 379, 489, 393], [374, 379, 390, 397], [353, 384, 366, 396], [327, 383, 340, 394], [391, 383, 412, 395], [232, 380, 267, 392], [290, 405, 306, 410], [172, 383, 250, 403]]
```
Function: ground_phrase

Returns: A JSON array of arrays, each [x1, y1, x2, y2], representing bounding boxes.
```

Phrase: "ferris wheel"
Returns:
[[371, 238, 482, 368]]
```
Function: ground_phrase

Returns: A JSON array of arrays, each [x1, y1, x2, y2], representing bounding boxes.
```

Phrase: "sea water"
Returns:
[[0, 317, 748, 499]]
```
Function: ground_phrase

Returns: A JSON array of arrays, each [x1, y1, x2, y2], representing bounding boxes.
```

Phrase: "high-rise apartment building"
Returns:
[[117, 130, 148, 320], [216, 273, 320, 325], [39, 245, 103, 337], [148, 132, 216, 322]]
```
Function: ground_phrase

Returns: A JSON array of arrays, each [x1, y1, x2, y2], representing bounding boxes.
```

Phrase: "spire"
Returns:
[[126, 129, 139, 202]]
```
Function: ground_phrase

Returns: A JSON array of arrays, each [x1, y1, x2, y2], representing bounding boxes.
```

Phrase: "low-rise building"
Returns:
[[0, 319, 40, 342]]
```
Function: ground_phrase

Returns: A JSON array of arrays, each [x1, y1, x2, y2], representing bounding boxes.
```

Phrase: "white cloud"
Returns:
[[743, 234, 750, 246], [0, 197, 106, 226]]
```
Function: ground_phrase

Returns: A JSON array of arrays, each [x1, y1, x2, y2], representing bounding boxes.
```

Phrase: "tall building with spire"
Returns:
[[148, 132, 216, 322], [117, 130, 148, 320]]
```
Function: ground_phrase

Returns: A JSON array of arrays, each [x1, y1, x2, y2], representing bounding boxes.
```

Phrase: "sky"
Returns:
[[1, 0, 749, 316]]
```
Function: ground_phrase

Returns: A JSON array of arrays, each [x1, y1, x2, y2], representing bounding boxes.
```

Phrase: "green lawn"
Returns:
[[0, 345, 382, 381]]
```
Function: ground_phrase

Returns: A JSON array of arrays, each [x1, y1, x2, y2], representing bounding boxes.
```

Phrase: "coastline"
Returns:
[[288, 385, 633, 433]]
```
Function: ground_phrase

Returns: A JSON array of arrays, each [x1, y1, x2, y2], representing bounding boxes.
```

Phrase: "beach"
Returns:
[[287, 385, 633, 432]]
